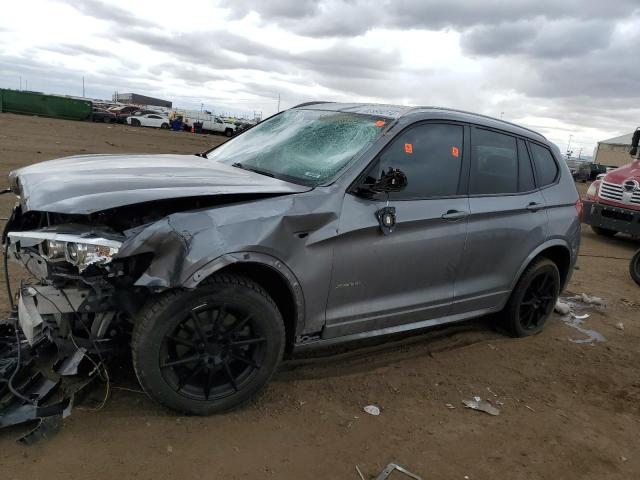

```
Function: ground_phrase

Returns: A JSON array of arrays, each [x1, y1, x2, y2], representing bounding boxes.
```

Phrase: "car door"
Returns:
[[147, 115, 162, 128], [323, 122, 470, 339], [453, 128, 548, 314]]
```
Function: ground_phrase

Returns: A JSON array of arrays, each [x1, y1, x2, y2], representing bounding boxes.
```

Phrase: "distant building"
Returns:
[[112, 92, 172, 108], [593, 132, 634, 167]]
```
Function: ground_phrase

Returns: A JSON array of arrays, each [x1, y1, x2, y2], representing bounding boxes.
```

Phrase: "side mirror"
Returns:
[[370, 168, 408, 193]]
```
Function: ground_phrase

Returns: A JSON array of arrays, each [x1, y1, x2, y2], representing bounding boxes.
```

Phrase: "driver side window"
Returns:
[[375, 123, 464, 200]]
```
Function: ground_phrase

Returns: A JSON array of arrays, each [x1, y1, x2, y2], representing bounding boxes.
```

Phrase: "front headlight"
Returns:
[[7, 231, 122, 271], [64, 241, 119, 269], [586, 181, 599, 199]]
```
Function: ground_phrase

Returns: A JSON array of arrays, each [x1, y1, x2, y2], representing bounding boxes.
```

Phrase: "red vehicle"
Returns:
[[583, 128, 640, 285], [583, 128, 640, 238]]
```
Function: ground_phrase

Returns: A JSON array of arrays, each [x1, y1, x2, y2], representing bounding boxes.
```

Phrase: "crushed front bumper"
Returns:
[[582, 200, 640, 236], [0, 288, 98, 444]]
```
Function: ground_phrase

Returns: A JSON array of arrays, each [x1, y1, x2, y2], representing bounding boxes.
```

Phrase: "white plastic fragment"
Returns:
[[578, 293, 605, 307], [363, 405, 380, 416], [554, 301, 571, 315], [616, 322, 624, 331], [462, 397, 500, 416]]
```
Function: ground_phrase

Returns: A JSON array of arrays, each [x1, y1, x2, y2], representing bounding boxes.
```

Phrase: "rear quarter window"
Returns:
[[529, 143, 559, 187]]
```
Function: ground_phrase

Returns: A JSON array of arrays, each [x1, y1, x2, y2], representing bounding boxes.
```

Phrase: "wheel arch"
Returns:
[[511, 240, 573, 293], [186, 252, 305, 352]]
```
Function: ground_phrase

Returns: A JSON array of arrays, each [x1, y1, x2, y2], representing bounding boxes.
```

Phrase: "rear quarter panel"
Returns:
[[539, 146, 581, 270]]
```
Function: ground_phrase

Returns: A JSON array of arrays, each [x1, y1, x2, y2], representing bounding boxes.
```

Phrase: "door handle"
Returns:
[[441, 209, 468, 220], [526, 202, 544, 212]]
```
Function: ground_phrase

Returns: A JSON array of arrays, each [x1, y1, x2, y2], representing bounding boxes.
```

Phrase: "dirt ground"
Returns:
[[0, 114, 639, 480]]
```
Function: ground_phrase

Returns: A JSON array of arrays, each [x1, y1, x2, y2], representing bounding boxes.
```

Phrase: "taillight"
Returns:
[[575, 198, 584, 221]]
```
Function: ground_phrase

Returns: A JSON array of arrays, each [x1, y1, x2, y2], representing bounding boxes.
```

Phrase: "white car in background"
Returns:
[[183, 115, 238, 136], [127, 113, 170, 129]]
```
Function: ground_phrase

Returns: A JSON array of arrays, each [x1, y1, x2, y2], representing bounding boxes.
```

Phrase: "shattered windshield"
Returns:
[[206, 109, 384, 185]]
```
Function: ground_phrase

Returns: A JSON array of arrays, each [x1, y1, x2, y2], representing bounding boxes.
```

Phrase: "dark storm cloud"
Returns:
[[222, 0, 640, 36], [115, 29, 247, 69], [461, 19, 615, 59], [55, 0, 157, 28], [114, 28, 400, 81], [523, 29, 640, 99]]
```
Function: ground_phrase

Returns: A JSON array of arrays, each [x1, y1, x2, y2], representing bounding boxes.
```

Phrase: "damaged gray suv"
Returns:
[[2, 103, 581, 416]]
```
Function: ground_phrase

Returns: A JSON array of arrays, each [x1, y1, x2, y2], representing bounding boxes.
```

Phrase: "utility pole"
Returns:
[[19, 76, 22, 90], [567, 134, 573, 154], [577, 147, 583, 160], [277, 93, 281, 113], [82, 76, 85, 97], [500, 111, 504, 119]]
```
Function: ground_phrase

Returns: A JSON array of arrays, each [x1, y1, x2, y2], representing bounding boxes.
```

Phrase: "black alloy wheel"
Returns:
[[132, 274, 285, 414], [518, 271, 558, 332], [501, 258, 560, 337], [160, 303, 266, 402]]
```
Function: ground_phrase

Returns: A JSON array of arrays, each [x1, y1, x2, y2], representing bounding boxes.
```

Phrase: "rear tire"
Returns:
[[630, 250, 640, 286], [500, 258, 560, 337], [132, 274, 285, 415], [225, 128, 234, 137], [161, 123, 169, 129], [591, 226, 617, 237]]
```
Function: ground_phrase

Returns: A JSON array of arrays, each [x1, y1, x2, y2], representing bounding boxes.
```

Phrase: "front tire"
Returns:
[[591, 226, 617, 237], [130, 118, 141, 127], [500, 258, 560, 337], [630, 250, 640, 286], [225, 128, 234, 137], [132, 274, 285, 415]]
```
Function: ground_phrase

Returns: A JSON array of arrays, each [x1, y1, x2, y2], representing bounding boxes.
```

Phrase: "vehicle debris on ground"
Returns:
[[462, 396, 500, 416]]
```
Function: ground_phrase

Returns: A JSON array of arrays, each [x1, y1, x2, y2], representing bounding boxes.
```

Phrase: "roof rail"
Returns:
[[401, 106, 546, 139], [291, 101, 331, 109]]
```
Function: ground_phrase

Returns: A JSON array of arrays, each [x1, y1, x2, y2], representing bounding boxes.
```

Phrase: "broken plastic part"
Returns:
[[462, 397, 500, 416], [375, 463, 423, 480]]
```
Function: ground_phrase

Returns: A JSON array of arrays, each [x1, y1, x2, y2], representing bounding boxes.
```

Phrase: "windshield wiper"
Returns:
[[232, 162, 275, 178]]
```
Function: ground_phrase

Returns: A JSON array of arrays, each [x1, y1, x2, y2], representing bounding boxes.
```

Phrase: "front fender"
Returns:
[[185, 251, 306, 336]]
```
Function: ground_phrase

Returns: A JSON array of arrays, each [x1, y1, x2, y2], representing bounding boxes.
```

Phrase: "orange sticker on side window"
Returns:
[[451, 146, 459, 157], [375, 120, 385, 127], [404, 143, 413, 154]]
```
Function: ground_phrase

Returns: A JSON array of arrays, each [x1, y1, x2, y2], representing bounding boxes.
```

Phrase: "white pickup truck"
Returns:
[[183, 114, 237, 136]]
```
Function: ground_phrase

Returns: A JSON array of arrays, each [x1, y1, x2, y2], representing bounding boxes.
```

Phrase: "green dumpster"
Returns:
[[0, 89, 92, 120]]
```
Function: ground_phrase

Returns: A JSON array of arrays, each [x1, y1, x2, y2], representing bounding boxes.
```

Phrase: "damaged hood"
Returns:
[[9, 154, 311, 214]]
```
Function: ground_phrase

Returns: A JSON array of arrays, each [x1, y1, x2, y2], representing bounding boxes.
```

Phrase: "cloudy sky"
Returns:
[[1, 0, 638, 154]]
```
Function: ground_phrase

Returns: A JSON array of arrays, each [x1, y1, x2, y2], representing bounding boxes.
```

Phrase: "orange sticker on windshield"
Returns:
[[451, 146, 459, 157], [404, 143, 413, 154], [375, 120, 385, 127]]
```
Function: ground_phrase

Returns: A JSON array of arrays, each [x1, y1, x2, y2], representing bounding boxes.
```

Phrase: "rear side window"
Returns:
[[529, 143, 559, 186], [517, 139, 536, 192], [470, 129, 518, 195], [376, 123, 463, 199]]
